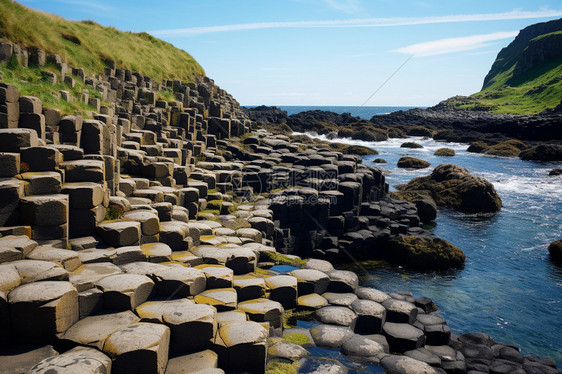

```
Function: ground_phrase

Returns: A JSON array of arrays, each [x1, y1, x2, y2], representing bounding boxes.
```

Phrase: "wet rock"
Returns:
[[405, 347, 442, 366], [327, 270, 358, 293], [434, 148, 456, 156], [309, 324, 354, 349], [401, 142, 424, 149], [315, 306, 357, 327], [548, 239, 562, 263], [383, 236, 465, 270], [396, 164, 502, 213], [355, 287, 391, 303], [549, 168, 562, 176], [268, 341, 310, 360], [397, 156, 430, 169], [322, 292, 358, 307], [519, 144, 562, 161]]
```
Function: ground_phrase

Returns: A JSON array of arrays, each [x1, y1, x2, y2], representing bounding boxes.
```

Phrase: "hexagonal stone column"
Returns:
[[96, 273, 154, 311], [289, 268, 330, 295], [8, 281, 78, 342], [238, 298, 284, 328], [196, 264, 233, 289], [96, 221, 141, 247], [162, 303, 217, 353], [232, 276, 266, 302], [165, 350, 219, 374], [153, 266, 206, 297], [382, 298, 418, 324], [352, 299, 387, 334], [195, 288, 237, 312], [215, 321, 268, 373], [382, 322, 425, 353], [265, 275, 298, 309], [103, 322, 170, 374], [327, 270, 358, 293]]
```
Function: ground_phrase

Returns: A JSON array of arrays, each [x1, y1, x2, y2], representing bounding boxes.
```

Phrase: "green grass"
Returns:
[[1, 59, 108, 115], [0, 0, 204, 82]]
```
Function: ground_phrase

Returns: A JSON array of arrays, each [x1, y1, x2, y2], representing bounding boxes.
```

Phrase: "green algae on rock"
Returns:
[[383, 236, 465, 270]]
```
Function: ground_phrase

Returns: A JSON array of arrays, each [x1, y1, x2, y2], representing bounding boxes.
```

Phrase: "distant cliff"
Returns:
[[437, 18, 562, 114]]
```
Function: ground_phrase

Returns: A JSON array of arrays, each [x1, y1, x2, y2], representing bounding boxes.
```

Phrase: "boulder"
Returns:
[[519, 144, 562, 161], [397, 156, 430, 169], [401, 142, 424, 149], [309, 324, 354, 349], [383, 236, 466, 270], [382, 322, 425, 353], [549, 168, 562, 176], [434, 148, 455, 156], [103, 322, 170, 374], [396, 164, 502, 213]]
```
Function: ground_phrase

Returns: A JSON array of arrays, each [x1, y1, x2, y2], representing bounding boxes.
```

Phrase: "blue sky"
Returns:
[[19, 0, 562, 106]]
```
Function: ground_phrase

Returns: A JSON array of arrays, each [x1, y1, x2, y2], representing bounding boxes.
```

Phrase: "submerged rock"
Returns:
[[548, 168, 562, 176], [383, 236, 465, 270], [396, 164, 502, 213], [401, 142, 424, 149]]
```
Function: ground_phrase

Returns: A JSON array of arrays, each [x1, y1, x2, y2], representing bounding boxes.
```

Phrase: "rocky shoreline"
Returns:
[[0, 42, 560, 373]]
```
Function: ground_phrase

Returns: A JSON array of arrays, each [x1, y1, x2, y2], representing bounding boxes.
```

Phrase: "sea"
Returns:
[[279, 106, 562, 366], [278, 105, 417, 118]]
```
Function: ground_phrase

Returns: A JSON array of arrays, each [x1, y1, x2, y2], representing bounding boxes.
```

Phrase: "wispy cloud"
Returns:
[[394, 31, 519, 56], [324, 0, 362, 15], [150, 9, 562, 37]]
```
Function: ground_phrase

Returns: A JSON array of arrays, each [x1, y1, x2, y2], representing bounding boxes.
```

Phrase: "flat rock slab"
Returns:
[[96, 273, 154, 310], [103, 322, 170, 374], [0, 345, 58, 374], [19, 194, 68, 227], [165, 349, 219, 374], [27, 246, 81, 271], [28, 346, 111, 374], [61, 182, 105, 209], [322, 292, 358, 307], [8, 281, 78, 342], [70, 262, 123, 292], [13, 259, 68, 284], [341, 334, 387, 357], [309, 324, 354, 349], [232, 276, 265, 301], [195, 288, 237, 311], [61, 310, 140, 349], [356, 287, 391, 303], [141, 243, 172, 263], [162, 303, 217, 353], [380, 355, 438, 374], [0, 235, 37, 263], [136, 298, 194, 322], [383, 322, 425, 353], [304, 258, 334, 272], [268, 341, 310, 360], [237, 298, 284, 328], [298, 293, 328, 310], [315, 306, 357, 327], [0, 263, 20, 294], [265, 274, 297, 309]]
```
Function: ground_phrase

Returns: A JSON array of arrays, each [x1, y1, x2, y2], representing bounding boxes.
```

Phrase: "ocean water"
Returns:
[[298, 132, 562, 364], [278, 106, 418, 119]]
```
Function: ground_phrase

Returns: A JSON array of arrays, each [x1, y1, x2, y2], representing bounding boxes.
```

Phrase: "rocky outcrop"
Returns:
[[519, 144, 562, 161], [548, 239, 562, 263], [397, 164, 502, 214], [242, 105, 288, 127], [434, 148, 455, 156], [383, 236, 465, 270]]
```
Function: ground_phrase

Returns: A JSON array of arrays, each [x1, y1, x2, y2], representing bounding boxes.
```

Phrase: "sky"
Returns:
[[18, 0, 562, 107]]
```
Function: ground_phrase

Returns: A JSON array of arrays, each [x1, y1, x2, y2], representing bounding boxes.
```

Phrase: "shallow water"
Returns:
[[299, 133, 562, 363]]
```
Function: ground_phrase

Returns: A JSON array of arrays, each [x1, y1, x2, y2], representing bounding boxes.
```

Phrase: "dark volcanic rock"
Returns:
[[519, 144, 562, 161], [549, 168, 562, 176], [548, 239, 562, 263], [397, 157, 430, 169], [396, 164, 502, 214], [434, 148, 455, 157], [401, 142, 424, 149], [242, 106, 288, 127], [382, 236, 465, 270]]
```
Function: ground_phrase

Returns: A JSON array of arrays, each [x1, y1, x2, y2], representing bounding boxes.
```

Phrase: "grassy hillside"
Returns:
[[0, 0, 204, 81], [439, 19, 562, 114]]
